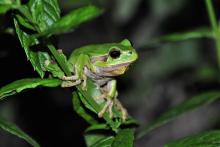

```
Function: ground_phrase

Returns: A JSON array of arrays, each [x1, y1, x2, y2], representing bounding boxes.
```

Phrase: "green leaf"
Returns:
[[195, 66, 219, 81], [85, 133, 115, 147], [159, 28, 212, 41], [27, 0, 60, 32], [38, 5, 103, 37], [0, 0, 20, 14], [205, 0, 220, 69], [76, 79, 123, 131], [112, 129, 134, 147], [0, 0, 13, 4], [17, 5, 34, 26], [37, 51, 52, 71], [85, 124, 109, 132], [72, 91, 98, 125], [145, 28, 212, 47], [47, 44, 72, 76], [85, 133, 109, 147], [44, 58, 65, 78], [165, 130, 220, 147], [137, 91, 220, 139], [29, 51, 47, 78], [0, 117, 40, 147], [15, 14, 36, 30], [91, 136, 115, 147], [14, 19, 38, 51], [0, 78, 61, 101], [14, 19, 47, 78], [0, 4, 12, 14]]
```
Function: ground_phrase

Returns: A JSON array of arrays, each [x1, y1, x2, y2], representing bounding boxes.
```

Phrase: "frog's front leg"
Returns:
[[74, 54, 93, 90], [61, 80, 81, 87], [61, 75, 78, 81], [60, 73, 80, 87], [98, 99, 113, 118], [114, 98, 128, 121], [61, 54, 91, 90]]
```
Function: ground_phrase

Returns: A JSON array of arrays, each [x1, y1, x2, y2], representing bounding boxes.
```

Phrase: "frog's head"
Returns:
[[92, 39, 138, 76]]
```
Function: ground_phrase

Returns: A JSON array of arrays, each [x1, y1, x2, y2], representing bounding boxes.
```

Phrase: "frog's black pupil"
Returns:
[[109, 49, 121, 59]]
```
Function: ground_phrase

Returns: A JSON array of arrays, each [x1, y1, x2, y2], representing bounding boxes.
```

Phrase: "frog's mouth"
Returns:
[[95, 62, 132, 76]]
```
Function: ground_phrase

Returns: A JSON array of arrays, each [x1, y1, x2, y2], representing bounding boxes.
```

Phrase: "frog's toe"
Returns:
[[114, 98, 128, 121], [81, 75, 87, 91], [61, 75, 78, 81], [81, 83, 87, 91], [108, 101, 114, 119], [94, 94, 106, 101], [57, 49, 63, 53], [98, 99, 111, 118], [121, 108, 128, 122]]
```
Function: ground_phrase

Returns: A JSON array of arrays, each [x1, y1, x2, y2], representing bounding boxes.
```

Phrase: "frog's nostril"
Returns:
[[128, 51, 132, 55]]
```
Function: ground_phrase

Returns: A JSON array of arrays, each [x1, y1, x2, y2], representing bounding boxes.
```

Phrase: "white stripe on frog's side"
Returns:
[[95, 61, 131, 72]]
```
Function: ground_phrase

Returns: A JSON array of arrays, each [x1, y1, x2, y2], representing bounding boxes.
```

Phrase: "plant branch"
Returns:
[[205, 0, 220, 69]]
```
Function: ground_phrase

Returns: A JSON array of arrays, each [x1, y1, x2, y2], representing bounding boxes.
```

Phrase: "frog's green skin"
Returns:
[[61, 39, 138, 121]]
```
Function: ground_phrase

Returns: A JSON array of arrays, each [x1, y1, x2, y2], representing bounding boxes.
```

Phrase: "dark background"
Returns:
[[0, 0, 220, 146]]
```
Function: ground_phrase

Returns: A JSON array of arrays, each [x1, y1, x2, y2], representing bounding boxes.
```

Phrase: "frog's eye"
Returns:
[[109, 48, 121, 59]]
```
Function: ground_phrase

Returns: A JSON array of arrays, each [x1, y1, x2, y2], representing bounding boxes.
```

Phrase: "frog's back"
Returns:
[[68, 42, 131, 64], [69, 43, 116, 57]]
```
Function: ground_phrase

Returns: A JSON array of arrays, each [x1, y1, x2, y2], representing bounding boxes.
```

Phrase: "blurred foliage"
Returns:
[[0, 117, 40, 147], [165, 131, 220, 147], [1, 0, 220, 147]]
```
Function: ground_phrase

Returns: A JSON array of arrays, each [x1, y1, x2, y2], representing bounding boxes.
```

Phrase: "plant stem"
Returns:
[[47, 44, 72, 76], [205, 0, 220, 69]]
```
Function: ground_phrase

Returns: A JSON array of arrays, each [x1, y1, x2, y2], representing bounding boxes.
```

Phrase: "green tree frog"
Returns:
[[47, 39, 138, 121]]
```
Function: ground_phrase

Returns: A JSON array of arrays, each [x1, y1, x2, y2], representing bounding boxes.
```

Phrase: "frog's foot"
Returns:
[[114, 98, 128, 122], [57, 49, 63, 53], [108, 100, 114, 119], [60, 75, 82, 88], [44, 60, 51, 67], [98, 99, 114, 119], [61, 80, 81, 87], [96, 93, 128, 121], [94, 93, 106, 101]]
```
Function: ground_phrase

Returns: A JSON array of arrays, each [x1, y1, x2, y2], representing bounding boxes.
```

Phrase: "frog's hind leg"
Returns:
[[60, 54, 91, 89], [97, 80, 117, 119], [98, 99, 112, 118], [108, 100, 114, 119], [114, 98, 128, 121], [82, 74, 87, 90], [94, 93, 106, 100], [94, 91, 114, 118], [74, 54, 92, 90]]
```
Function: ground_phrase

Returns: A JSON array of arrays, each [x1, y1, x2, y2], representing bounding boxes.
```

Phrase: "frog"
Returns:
[[46, 39, 138, 121]]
